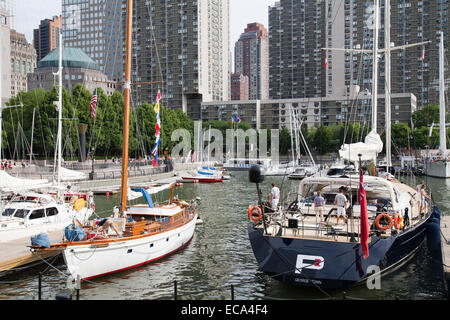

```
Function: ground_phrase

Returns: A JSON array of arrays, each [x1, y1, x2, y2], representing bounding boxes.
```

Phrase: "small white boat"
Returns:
[[0, 192, 94, 243]]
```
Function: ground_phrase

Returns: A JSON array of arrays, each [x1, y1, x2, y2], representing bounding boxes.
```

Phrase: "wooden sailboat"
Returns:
[[32, 0, 199, 281]]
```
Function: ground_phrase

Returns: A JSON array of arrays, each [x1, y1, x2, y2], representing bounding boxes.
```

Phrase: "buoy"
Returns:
[[196, 218, 204, 226], [106, 192, 110, 199]]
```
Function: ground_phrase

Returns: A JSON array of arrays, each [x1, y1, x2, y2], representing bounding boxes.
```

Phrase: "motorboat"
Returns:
[[1, 191, 93, 243]]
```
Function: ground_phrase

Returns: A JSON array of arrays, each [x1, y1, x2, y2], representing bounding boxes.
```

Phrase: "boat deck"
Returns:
[[441, 215, 450, 293], [0, 230, 64, 274], [260, 198, 427, 243]]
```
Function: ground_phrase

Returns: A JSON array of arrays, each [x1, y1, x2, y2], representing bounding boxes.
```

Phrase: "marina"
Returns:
[[0, 172, 447, 300], [0, 0, 449, 305]]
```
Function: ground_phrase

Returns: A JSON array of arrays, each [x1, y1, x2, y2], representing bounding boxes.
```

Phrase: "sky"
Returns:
[[15, 0, 277, 52]]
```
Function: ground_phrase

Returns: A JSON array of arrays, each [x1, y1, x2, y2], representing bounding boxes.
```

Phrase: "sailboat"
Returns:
[[32, 0, 199, 281], [424, 32, 450, 178], [0, 35, 94, 245], [246, 0, 439, 288]]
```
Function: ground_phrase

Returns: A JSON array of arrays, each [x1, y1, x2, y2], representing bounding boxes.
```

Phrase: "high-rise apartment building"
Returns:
[[272, 0, 449, 110], [268, 0, 326, 100], [33, 15, 62, 62], [131, 0, 230, 116], [10, 30, 36, 97], [0, 8, 11, 105], [234, 23, 269, 100], [0, 0, 15, 30], [62, 0, 123, 82], [389, 0, 449, 108], [231, 73, 249, 100]]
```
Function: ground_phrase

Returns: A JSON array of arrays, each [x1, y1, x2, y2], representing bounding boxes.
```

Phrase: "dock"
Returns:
[[442, 215, 450, 295], [0, 230, 64, 276]]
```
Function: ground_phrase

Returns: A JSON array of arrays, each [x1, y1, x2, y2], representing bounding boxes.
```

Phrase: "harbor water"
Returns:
[[0, 172, 447, 300]]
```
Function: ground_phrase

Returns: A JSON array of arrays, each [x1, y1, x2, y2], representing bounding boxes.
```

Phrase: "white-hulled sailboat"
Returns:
[[32, 0, 199, 281]]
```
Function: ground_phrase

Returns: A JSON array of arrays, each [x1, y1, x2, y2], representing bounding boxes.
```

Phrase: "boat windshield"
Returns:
[[13, 209, 30, 219], [2, 208, 16, 217], [327, 168, 345, 176]]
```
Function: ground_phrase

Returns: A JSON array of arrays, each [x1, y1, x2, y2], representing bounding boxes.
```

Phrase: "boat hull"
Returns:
[[0, 207, 93, 243], [424, 160, 450, 178], [63, 214, 197, 281], [248, 211, 434, 288], [182, 177, 223, 183]]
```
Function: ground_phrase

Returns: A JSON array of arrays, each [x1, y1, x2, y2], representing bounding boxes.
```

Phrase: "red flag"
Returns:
[[324, 55, 328, 69], [359, 171, 369, 259], [420, 48, 425, 61]]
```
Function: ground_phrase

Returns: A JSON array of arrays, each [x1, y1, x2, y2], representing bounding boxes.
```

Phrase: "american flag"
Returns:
[[90, 89, 98, 119]]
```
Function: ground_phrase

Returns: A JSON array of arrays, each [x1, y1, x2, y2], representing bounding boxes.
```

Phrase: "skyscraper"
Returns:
[[268, 0, 326, 100], [62, 0, 123, 82], [33, 15, 62, 62], [131, 0, 230, 116], [0, 0, 15, 30], [234, 23, 269, 100], [270, 0, 449, 110]]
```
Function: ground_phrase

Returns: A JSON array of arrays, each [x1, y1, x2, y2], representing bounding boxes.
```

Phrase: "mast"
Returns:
[[57, 33, 63, 196], [439, 31, 447, 157], [29, 107, 36, 164], [120, 0, 133, 214], [371, 0, 380, 135], [384, 0, 392, 169]]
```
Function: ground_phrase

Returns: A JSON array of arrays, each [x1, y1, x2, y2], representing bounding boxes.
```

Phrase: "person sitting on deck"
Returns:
[[95, 218, 121, 237], [334, 187, 348, 225]]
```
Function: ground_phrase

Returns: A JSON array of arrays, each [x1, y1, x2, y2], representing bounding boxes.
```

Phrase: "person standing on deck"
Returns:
[[334, 187, 348, 225], [416, 181, 431, 214], [270, 183, 280, 211], [314, 191, 326, 222]]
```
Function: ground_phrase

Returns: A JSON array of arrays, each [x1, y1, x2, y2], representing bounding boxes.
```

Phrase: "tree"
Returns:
[[279, 127, 291, 155], [412, 104, 440, 129], [312, 125, 332, 155]]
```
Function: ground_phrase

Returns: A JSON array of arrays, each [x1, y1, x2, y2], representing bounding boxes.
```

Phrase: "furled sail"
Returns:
[[338, 130, 383, 163], [0, 171, 50, 192]]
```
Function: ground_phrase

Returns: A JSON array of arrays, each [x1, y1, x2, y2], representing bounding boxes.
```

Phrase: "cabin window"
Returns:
[[46, 208, 58, 217], [127, 249, 133, 254], [29, 209, 46, 220], [14, 209, 30, 219], [150, 243, 154, 248], [2, 208, 16, 217]]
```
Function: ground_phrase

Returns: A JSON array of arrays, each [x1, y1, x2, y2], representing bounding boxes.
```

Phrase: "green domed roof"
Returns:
[[38, 47, 101, 71]]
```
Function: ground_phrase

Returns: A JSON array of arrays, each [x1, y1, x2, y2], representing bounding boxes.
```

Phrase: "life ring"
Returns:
[[248, 206, 262, 222], [376, 213, 393, 230], [74, 198, 86, 211], [393, 213, 402, 230]]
